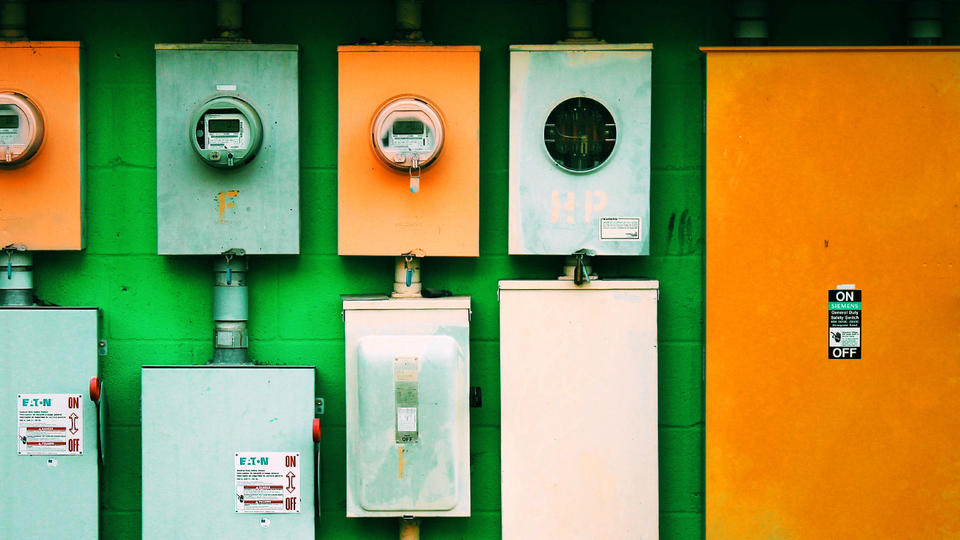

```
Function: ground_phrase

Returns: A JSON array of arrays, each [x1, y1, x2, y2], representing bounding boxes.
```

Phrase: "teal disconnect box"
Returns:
[[155, 44, 300, 255], [0, 307, 100, 539], [141, 366, 316, 539], [343, 297, 471, 518]]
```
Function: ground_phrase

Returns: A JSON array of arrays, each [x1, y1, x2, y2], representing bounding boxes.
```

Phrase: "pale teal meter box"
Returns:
[[0, 307, 101, 539], [343, 296, 471, 517], [155, 44, 300, 255], [509, 44, 652, 255], [142, 366, 316, 538]]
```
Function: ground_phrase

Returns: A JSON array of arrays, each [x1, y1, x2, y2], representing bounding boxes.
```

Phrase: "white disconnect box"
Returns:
[[499, 280, 659, 539]]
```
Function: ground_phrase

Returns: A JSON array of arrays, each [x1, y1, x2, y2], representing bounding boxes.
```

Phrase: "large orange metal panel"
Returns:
[[0, 42, 83, 251], [338, 45, 479, 257], [704, 47, 960, 539]]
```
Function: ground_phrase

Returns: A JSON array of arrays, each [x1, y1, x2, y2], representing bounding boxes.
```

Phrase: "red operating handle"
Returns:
[[89, 376, 101, 403], [313, 418, 321, 443]]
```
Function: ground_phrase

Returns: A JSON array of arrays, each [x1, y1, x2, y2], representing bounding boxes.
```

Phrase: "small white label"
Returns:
[[235, 452, 300, 514], [829, 327, 861, 347], [600, 217, 641, 240], [397, 407, 418, 432], [18, 394, 83, 456], [217, 84, 237, 91]]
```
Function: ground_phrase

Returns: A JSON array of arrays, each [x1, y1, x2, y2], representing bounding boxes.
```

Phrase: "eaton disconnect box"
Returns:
[[343, 296, 470, 517], [509, 44, 652, 255], [338, 45, 480, 257], [155, 44, 300, 255], [0, 42, 84, 251], [0, 307, 100, 538], [499, 281, 659, 539], [141, 366, 316, 538]]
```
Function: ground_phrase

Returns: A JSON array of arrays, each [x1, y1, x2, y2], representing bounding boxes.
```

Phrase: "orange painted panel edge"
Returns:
[[705, 48, 960, 539], [338, 46, 480, 257], [701, 45, 960, 52], [0, 41, 84, 251]]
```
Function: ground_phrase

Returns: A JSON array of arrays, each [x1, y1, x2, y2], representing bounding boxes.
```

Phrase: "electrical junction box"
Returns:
[[0, 42, 84, 251], [0, 307, 100, 538], [499, 281, 659, 539], [141, 366, 316, 539], [155, 43, 300, 255], [343, 296, 470, 517], [509, 44, 652, 255], [338, 45, 479, 257]]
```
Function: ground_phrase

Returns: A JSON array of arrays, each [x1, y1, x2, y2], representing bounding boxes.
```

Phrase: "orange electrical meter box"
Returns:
[[704, 47, 960, 539], [338, 45, 479, 257], [0, 42, 84, 251]]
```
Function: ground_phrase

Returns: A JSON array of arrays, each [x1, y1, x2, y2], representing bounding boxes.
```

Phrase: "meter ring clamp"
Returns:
[[0, 91, 45, 168], [191, 95, 263, 169], [371, 94, 445, 194]]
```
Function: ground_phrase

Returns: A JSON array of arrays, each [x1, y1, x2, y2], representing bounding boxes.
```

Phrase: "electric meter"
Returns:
[[371, 95, 444, 193], [0, 92, 44, 167], [191, 96, 262, 169]]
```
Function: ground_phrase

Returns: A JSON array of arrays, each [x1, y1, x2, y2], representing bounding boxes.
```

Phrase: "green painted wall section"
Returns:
[[21, 0, 947, 538]]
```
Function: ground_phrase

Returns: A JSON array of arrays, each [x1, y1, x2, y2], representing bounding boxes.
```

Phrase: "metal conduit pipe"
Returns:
[[211, 256, 250, 364], [0, 250, 33, 306], [396, 0, 424, 41], [0, 0, 27, 40], [734, 0, 768, 46], [907, 0, 941, 45], [565, 0, 594, 41], [214, 0, 244, 41], [399, 517, 420, 540]]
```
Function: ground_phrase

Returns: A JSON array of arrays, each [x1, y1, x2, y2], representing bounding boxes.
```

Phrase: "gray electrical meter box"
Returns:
[[509, 44, 652, 255], [343, 296, 471, 517], [142, 366, 316, 539], [0, 307, 100, 538], [155, 43, 300, 255]]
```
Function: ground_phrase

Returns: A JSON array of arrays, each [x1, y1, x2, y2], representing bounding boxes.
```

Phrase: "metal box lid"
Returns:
[[498, 279, 659, 291], [510, 43, 652, 51], [342, 295, 470, 311]]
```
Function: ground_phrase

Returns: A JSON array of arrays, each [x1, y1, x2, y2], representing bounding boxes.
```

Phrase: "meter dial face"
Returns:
[[0, 92, 44, 168], [191, 96, 263, 170], [371, 96, 445, 171], [543, 97, 616, 173]]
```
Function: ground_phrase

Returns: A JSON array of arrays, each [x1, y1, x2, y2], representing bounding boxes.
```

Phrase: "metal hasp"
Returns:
[[141, 365, 316, 538], [338, 45, 480, 257], [703, 47, 960, 538], [1, 248, 33, 305], [0, 307, 100, 538], [0, 41, 84, 250], [155, 43, 300, 255], [499, 280, 659, 539], [508, 43, 651, 255], [343, 296, 471, 517], [212, 253, 249, 363]]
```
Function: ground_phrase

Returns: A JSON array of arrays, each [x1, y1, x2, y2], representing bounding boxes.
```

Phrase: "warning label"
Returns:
[[828, 289, 861, 359], [599, 217, 641, 240], [395, 357, 420, 444], [235, 452, 300, 513], [17, 394, 83, 456]]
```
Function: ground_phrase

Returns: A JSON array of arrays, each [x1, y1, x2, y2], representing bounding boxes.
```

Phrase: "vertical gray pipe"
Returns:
[[734, 0, 768, 46], [396, 0, 423, 41], [215, 0, 244, 41], [211, 256, 250, 364], [0, 250, 33, 306], [907, 0, 941, 45], [565, 0, 594, 40], [0, 0, 27, 40]]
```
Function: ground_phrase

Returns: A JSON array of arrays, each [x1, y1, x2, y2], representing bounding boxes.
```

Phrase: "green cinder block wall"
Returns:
[[22, 0, 944, 538]]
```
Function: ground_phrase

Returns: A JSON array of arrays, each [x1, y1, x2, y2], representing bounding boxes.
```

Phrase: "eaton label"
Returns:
[[17, 393, 83, 456], [235, 451, 300, 513]]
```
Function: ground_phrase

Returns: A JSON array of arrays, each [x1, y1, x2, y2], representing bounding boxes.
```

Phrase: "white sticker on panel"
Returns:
[[235, 452, 301, 514], [397, 407, 418, 433], [600, 217, 641, 240], [17, 394, 83, 456]]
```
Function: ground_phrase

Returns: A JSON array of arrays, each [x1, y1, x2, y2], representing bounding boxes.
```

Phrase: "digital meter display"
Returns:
[[208, 119, 241, 133], [392, 120, 424, 135], [0, 115, 18, 129]]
